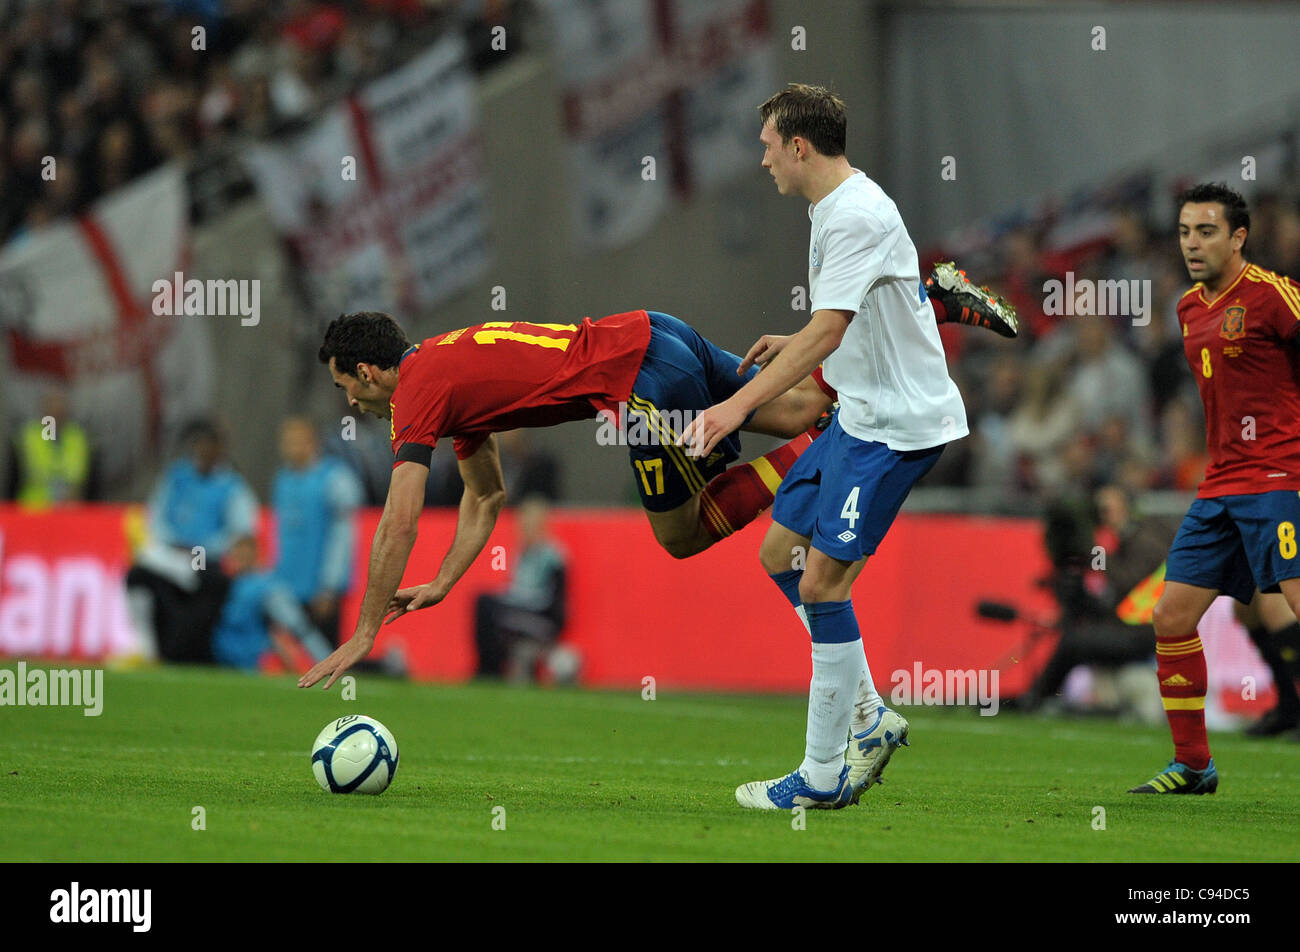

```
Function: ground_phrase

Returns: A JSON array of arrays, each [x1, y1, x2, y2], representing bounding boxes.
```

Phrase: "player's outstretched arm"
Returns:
[[298, 459, 427, 689], [683, 309, 851, 458], [384, 435, 507, 625], [745, 374, 835, 438]]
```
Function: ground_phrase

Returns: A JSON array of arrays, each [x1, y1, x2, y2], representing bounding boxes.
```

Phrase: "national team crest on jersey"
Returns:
[[811, 244, 821, 268], [1221, 305, 1247, 341]]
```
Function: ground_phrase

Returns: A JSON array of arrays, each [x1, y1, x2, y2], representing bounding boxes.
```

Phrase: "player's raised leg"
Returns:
[[686, 369, 837, 549], [925, 262, 1020, 338], [627, 311, 832, 558], [691, 430, 822, 550], [640, 494, 715, 560], [628, 389, 826, 558], [1129, 579, 1220, 794]]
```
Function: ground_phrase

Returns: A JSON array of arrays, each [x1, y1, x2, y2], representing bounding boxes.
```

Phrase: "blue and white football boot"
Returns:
[[846, 706, 910, 804], [735, 764, 854, 810]]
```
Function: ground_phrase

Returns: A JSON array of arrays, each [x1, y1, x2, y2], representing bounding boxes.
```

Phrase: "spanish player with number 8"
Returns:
[[1131, 183, 1300, 794]]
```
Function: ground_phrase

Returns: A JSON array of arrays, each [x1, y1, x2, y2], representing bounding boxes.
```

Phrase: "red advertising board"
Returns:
[[0, 504, 1060, 696]]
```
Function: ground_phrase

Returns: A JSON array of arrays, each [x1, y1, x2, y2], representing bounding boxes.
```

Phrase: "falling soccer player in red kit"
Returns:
[[297, 278, 1015, 690]]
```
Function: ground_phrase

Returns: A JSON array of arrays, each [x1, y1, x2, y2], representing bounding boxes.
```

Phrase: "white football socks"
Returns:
[[789, 601, 885, 734], [799, 639, 866, 790], [852, 663, 885, 729]]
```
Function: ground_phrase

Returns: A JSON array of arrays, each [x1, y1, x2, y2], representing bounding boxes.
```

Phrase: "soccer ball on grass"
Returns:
[[311, 715, 399, 794]]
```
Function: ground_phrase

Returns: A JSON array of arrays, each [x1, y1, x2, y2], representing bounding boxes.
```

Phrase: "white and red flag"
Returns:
[[243, 34, 491, 319], [0, 164, 212, 488]]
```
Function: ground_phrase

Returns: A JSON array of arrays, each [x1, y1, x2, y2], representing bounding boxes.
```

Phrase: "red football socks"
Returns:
[[698, 429, 817, 540], [1156, 631, 1210, 770], [929, 296, 948, 323]]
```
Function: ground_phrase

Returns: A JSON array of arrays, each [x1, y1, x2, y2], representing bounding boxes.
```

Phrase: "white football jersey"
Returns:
[[808, 171, 968, 451]]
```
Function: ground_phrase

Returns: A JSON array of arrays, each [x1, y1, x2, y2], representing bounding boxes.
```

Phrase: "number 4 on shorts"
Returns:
[[841, 486, 860, 528]]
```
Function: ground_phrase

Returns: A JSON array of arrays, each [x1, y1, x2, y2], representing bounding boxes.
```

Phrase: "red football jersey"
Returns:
[[388, 310, 650, 464], [1177, 263, 1300, 497]]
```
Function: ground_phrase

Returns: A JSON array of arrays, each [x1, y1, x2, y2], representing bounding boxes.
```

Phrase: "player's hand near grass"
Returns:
[[299, 438, 507, 690], [298, 634, 376, 690], [378, 437, 506, 625], [299, 460, 427, 689]]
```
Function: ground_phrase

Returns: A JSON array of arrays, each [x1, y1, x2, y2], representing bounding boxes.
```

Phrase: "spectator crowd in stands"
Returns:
[[0, 0, 513, 244], [927, 192, 1300, 508]]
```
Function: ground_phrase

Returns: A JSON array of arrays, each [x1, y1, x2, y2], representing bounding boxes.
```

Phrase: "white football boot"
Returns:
[[735, 765, 854, 810], [846, 706, 909, 804]]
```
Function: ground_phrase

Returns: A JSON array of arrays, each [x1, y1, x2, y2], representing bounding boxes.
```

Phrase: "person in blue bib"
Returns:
[[271, 417, 363, 646], [212, 537, 334, 671]]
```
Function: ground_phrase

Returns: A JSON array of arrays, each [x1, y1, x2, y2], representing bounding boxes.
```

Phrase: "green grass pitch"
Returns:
[[2, 663, 1298, 862]]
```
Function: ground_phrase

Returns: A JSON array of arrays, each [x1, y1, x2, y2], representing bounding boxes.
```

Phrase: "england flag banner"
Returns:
[[542, 0, 773, 249], [0, 164, 213, 489], [243, 35, 490, 318]]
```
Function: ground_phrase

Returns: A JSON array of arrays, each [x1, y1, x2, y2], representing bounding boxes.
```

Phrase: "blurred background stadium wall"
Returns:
[[885, 3, 1300, 242]]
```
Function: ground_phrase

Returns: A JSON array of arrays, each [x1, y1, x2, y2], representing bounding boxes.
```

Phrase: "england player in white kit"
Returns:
[[683, 84, 968, 809]]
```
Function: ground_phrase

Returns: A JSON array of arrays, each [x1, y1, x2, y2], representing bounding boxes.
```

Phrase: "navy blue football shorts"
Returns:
[[1165, 490, 1300, 603], [625, 311, 758, 513]]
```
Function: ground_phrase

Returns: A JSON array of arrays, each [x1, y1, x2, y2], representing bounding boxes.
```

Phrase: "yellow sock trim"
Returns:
[[1161, 696, 1206, 711], [748, 456, 783, 496]]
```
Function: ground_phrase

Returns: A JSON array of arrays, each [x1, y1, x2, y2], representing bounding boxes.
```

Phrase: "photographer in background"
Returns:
[[473, 496, 572, 683], [1017, 485, 1174, 712]]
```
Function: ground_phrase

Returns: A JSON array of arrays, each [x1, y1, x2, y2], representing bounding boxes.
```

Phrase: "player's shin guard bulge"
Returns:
[[697, 430, 818, 541], [1156, 631, 1210, 770]]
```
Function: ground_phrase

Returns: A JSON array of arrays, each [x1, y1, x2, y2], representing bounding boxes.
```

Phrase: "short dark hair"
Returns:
[[758, 83, 846, 158], [1177, 182, 1250, 244], [318, 311, 412, 377], [180, 417, 221, 445]]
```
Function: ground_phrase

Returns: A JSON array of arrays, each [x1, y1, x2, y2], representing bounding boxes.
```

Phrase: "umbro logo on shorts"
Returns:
[[838, 530, 857, 543]]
